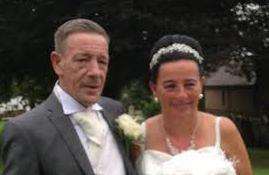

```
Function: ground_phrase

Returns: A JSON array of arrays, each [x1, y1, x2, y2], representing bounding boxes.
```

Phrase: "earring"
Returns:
[[154, 97, 159, 102], [199, 93, 204, 99]]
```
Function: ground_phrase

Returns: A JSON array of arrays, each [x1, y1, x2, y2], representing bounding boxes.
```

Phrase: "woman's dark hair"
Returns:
[[149, 34, 205, 83]]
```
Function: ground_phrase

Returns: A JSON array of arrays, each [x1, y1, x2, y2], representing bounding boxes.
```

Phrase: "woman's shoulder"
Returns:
[[217, 116, 238, 136], [199, 112, 239, 145], [206, 114, 241, 150], [200, 112, 237, 131], [199, 112, 217, 128], [144, 114, 161, 127], [215, 115, 252, 174], [143, 114, 163, 144]]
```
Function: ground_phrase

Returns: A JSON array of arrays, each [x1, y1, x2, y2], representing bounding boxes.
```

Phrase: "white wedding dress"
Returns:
[[136, 117, 236, 175]]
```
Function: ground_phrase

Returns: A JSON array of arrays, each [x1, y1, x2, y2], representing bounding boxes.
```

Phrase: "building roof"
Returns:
[[205, 66, 256, 86]]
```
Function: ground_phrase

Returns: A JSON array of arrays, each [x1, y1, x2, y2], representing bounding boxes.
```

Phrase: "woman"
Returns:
[[136, 35, 252, 175]]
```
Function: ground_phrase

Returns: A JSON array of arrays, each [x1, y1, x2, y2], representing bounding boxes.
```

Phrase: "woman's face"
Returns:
[[150, 59, 202, 116]]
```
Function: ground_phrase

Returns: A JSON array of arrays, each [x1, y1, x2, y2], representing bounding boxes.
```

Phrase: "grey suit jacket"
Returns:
[[1, 93, 137, 175]]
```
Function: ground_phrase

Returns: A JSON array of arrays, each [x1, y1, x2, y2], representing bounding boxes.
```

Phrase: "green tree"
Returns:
[[0, 0, 268, 113]]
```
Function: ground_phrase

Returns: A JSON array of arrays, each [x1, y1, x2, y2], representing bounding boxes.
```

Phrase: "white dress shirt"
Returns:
[[53, 83, 125, 175]]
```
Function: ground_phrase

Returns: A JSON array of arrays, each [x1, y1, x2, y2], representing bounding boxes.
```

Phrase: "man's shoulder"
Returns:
[[98, 96, 124, 114], [9, 92, 60, 124], [98, 96, 123, 108], [7, 100, 50, 128]]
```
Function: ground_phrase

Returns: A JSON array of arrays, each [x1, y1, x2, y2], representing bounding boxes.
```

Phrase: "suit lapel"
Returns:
[[101, 110, 118, 136], [101, 109, 134, 175], [45, 93, 95, 175]]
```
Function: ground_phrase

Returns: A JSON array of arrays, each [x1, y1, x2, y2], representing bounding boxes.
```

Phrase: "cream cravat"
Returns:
[[73, 110, 106, 168]]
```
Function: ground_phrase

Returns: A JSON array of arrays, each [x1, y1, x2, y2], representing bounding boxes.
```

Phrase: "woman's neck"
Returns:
[[161, 109, 200, 138]]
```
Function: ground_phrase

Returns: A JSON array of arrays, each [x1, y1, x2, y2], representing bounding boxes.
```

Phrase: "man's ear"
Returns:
[[50, 51, 64, 76]]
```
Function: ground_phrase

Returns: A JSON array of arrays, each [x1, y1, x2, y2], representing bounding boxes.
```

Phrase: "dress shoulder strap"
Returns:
[[215, 117, 221, 148]]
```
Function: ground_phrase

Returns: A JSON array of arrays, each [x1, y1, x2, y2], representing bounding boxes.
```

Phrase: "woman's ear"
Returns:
[[149, 82, 157, 95], [200, 76, 205, 87], [50, 51, 64, 76], [199, 76, 205, 93]]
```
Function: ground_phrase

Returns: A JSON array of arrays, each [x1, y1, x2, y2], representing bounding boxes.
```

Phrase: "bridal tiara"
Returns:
[[149, 43, 204, 69]]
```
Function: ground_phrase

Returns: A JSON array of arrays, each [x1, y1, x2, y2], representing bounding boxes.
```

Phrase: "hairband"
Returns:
[[150, 43, 204, 69]]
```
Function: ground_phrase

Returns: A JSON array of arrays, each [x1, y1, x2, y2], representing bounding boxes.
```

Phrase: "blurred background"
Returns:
[[0, 0, 268, 174]]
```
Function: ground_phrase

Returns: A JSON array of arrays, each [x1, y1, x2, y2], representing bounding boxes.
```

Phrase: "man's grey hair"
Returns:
[[54, 18, 110, 53]]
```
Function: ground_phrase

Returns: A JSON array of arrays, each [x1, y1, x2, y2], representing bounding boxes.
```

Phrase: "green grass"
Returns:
[[249, 148, 269, 175], [254, 169, 269, 175]]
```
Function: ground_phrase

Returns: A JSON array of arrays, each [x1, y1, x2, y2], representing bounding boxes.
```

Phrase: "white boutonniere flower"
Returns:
[[115, 113, 142, 140], [115, 113, 144, 160]]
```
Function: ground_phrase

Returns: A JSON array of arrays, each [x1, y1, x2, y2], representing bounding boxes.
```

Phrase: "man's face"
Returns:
[[52, 32, 109, 107]]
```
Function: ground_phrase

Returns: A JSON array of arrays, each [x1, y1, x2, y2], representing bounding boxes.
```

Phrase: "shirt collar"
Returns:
[[53, 82, 103, 115]]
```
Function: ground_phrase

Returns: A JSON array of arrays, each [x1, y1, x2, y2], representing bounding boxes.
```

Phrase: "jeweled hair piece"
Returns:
[[149, 43, 204, 69]]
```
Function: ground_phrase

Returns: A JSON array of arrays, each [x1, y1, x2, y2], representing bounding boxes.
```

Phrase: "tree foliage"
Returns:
[[0, 0, 268, 110]]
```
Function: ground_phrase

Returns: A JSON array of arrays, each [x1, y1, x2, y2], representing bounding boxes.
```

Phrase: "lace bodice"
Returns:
[[136, 117, 236, 175]]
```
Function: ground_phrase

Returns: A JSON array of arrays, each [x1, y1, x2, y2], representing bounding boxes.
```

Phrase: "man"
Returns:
[[1, 18, 136, 175]]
